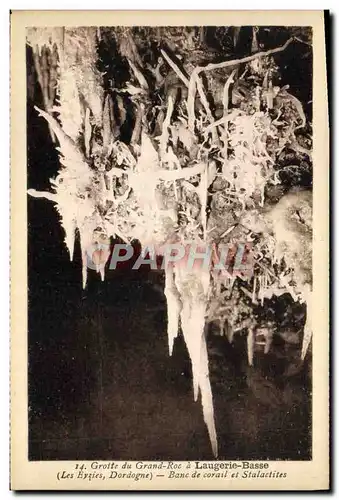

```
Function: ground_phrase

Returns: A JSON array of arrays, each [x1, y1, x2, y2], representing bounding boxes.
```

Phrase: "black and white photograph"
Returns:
[[10, 10, 329, 491]]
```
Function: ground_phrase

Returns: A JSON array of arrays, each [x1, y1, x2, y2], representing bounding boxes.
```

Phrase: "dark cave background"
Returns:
[[27, 26, 312, 461]]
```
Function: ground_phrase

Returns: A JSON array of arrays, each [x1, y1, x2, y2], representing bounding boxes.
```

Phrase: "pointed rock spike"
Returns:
[[164, 268, 181, 357]]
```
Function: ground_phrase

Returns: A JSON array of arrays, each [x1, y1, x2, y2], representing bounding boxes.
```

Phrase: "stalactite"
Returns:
[[164, 267, 182, 356], [27, 27, 313, 458], [174, 266, 218, 456]]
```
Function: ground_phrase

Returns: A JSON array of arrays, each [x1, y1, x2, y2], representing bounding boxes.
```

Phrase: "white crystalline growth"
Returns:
[[28, 106, 107, 288], [164, 265, 218, 458]]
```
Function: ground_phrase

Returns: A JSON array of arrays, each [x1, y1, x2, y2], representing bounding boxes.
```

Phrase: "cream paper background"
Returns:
[[10, 10, 329, 491]]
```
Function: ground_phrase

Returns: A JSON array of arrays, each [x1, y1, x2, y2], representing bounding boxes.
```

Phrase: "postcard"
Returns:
[[10, 10, 329, 490]]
